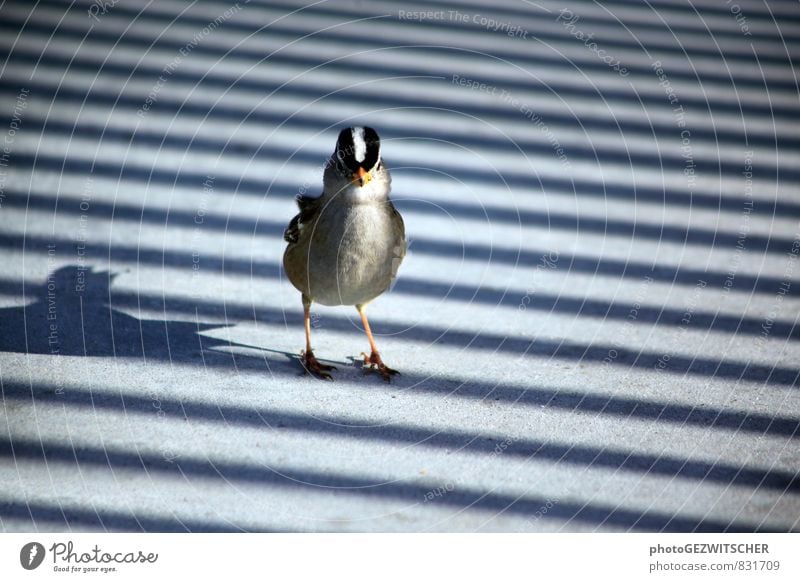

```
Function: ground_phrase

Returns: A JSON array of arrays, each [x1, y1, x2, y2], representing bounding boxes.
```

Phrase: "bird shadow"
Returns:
[[0, 264, 298, 374]]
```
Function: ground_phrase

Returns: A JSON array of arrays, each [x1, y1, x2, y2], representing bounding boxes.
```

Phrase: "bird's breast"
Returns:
[[306, 203, 403, 306]]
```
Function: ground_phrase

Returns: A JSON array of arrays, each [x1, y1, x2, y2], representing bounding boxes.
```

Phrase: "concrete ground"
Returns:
[[0, 0, 798, 532]]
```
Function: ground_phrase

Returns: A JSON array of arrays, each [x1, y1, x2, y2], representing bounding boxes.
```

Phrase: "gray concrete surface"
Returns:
[[0, 0, 799, 532]]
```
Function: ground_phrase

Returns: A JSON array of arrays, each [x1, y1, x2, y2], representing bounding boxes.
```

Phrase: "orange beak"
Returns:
[[352, 166, 371, 187]]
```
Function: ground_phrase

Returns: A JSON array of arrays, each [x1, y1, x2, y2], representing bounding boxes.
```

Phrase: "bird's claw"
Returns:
[[361, 351, 399, 382], [301, 349, 336, 380]]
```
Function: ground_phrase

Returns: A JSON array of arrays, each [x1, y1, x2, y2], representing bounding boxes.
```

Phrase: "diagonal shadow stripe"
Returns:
[[16, 0, 800, 48], [6, 134, 795, 255], [24, 188, 800, 260], [4, 380, 799, 492], [0, 280, 797, 439], [7, 114, 799, 252], [1, 14, 798, 120], [0, 500, 283, 532], [0, 436, 783, 532], [32, 0, 800, 63], [109, 293, 800, 387], [3, 196, 799, 342], [6, 0, 799, 94], [3, 53, 797, 155], [4, 212, 799, 303], [9, 112, 796, 221], [195, 0, 800, 46], [599, 0, 800, 27], [4, 179, 798, 306], [9, 102, 796, 186], [2, 241, 799, 386]]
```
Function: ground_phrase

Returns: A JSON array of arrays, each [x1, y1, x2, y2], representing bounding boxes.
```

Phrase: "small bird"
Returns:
[[283, 126, 406, 381]]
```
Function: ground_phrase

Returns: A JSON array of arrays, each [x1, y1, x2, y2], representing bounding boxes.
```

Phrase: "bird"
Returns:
[[283, 126, 406, 381]]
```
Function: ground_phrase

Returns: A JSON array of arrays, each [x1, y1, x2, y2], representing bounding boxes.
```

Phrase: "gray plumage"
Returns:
[[283, 135, 405, 307]]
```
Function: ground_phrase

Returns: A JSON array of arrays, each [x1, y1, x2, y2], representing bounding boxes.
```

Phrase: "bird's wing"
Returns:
[[389, 201, 406, 261], [283, 195, 321, 244]]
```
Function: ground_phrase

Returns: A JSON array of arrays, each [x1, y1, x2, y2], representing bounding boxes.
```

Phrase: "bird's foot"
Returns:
[[361, 351, 399, 382], [301, 349, 336, 380]]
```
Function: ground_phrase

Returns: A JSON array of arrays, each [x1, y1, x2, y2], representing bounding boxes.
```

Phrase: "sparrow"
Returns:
[[283, 126, 406, 381]]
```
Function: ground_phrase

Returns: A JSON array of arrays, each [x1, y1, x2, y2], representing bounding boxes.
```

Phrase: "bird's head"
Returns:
[[331, 126, 385, 188]]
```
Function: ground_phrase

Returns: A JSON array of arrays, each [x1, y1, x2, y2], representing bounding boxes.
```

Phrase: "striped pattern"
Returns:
[[0, 0, 798, 532]]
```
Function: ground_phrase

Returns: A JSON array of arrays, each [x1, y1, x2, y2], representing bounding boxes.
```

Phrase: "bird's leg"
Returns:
[[300, 296, 335, 380], [357, 305, 399, 381]]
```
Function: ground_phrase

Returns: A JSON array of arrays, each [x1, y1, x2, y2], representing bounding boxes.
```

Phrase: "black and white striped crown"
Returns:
[[334, 126, 381, 173]]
